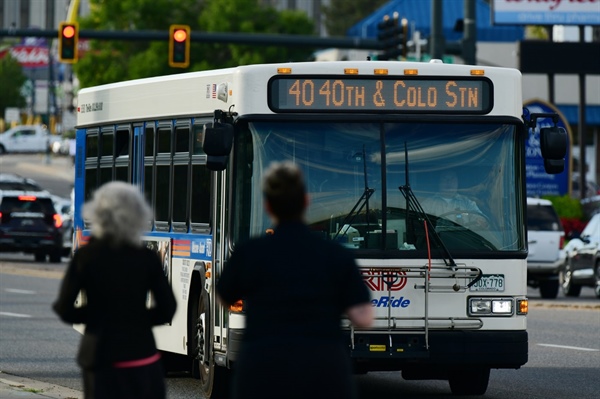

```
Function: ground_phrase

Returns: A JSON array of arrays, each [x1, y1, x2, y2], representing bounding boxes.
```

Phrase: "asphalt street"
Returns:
[[1, 154, 81, 398]]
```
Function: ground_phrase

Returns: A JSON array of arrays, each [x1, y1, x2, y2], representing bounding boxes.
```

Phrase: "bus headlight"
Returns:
[[468, 297, 513, 316]]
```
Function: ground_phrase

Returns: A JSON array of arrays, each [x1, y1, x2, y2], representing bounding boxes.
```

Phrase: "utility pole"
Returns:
[[430, 0, 444, 59], [462, 0, 476, 65]]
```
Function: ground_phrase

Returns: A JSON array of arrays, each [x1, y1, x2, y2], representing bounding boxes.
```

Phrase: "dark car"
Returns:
[[561, 213, 600, 298], [0, 189, 64, 262]]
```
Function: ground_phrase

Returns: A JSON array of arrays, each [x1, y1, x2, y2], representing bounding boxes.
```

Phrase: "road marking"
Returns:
[[0, 312, 32, 318], [538, 343, 599, 352], [5, 288, 36, 295]]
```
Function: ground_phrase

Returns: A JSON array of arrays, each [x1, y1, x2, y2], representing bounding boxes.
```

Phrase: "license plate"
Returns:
[[469, 274, 505, 292]]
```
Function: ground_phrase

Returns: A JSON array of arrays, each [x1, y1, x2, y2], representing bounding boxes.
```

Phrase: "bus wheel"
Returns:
[[191, 289, 229, 399], [448, 368, 490, 395]]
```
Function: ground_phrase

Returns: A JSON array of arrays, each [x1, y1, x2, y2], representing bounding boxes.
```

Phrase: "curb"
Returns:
[[0, 372, 82, 399]]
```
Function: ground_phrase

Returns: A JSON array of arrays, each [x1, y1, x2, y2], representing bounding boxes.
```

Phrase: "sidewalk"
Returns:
[[0, 372, 82, 399]]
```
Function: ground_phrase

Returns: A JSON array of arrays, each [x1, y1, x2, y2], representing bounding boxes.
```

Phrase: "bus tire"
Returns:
[[448, 368, 489, 396], [190, 271, 230, 398]]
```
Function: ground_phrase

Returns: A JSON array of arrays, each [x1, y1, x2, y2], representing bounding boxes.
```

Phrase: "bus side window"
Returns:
[[155, 123, 172, 232], [155, 162, 171, 231], [190, 164, 211, 233]]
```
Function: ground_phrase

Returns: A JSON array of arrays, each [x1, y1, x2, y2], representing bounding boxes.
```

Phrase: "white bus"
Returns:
[[73, 60, 565, 397]]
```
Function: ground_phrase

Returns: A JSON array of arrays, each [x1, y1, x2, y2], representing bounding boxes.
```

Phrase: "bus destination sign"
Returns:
[[268, 76, 492, 114]]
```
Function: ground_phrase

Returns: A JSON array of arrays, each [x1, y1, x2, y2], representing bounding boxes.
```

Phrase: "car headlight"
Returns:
[[468, 297, 515, 316]]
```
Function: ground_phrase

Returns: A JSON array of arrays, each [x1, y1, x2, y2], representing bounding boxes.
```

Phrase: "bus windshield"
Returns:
[[232, 120, 523, 255]]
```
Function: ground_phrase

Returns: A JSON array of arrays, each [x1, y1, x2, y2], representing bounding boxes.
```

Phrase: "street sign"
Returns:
[[524, 99, 571, 197]]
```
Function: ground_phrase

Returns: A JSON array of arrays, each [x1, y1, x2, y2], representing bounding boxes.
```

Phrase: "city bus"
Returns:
[[73, 60, 565, 397]]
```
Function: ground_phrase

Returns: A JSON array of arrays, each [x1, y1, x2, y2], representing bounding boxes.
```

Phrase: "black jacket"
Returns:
[[53, 237, 176, 365]]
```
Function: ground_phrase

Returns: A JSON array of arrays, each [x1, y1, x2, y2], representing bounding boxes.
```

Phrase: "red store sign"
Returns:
[[1, 45, 49, 68]]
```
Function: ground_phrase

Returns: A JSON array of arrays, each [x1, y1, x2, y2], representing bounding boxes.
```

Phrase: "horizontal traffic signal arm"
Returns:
[[0, 28, 383, 50]]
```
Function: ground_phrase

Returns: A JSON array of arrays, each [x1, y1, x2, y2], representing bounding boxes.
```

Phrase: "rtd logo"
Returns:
[[361, 268, 408, 291]]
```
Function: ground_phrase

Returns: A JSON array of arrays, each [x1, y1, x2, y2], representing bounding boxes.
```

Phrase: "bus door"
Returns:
[[212, 168, 228, 352]]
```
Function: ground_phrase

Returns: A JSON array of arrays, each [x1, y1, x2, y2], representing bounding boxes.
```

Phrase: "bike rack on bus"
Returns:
[[347, 265, 483, 355]]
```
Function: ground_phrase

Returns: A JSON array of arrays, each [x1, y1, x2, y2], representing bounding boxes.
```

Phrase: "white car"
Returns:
[[52, 195, 73, 257], [527, 197, 565, 299], [0, 125, 61, 154]]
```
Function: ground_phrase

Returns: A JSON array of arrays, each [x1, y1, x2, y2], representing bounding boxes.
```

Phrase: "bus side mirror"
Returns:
[[540, 126, 566, 174], [203, 122, 234, 171]]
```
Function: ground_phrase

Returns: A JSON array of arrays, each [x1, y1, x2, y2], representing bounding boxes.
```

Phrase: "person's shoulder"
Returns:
[[312, 233, 354, 258], [234, 235, 271, 253], [139, 245, 161, 259], [75, 238, 102, 255]]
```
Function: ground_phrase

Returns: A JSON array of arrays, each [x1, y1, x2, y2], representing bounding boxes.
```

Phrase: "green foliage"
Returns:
[[75, 0, 315, 89], [322, 0, 389, 36], [0, 53, 27, 117], [75, 0, 198, 87], [543, 194, 583, 219], [525, 26, 550, 40], [199, 0, 315, 68]]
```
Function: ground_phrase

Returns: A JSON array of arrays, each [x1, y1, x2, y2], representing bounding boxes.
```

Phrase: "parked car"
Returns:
[[526, 197, 565, 299], [561, 212, 600, 298], [52, 194, 73, 257], [0, 189, 64, 262], [0, 173, 43, 191], [571, 172, 600, 199], [0, 125, 61, 154]]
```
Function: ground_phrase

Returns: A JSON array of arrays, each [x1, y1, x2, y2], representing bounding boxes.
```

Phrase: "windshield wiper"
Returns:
[[332, 145, 375, 242], [398, 142, 457, 269]]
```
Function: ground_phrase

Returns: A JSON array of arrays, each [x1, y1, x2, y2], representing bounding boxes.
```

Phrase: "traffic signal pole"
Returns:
[[0, 28, 383, 51]]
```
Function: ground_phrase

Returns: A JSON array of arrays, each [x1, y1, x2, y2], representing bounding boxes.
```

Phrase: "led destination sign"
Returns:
[[269, 76, 492, 114]]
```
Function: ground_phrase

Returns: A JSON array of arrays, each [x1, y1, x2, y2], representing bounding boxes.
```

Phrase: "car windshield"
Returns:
[[527, 204, 561, 231], [232, 120, 523, 256]]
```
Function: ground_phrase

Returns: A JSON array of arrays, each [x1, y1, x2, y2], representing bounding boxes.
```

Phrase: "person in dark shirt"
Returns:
[[217, 161, 373, 399], [53, 181, 176, 399]]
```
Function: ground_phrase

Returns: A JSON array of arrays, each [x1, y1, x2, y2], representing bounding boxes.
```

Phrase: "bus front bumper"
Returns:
[[347, 330, 528, 372]]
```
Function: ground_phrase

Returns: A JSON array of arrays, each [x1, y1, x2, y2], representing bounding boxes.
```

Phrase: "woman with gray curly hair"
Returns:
[[53, 181, 176, 399], [82, 181, 152, 246]]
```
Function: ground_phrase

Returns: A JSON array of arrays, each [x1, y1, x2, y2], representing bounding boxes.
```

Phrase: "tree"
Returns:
[[0, 53, 27, 118], [198, 0, 315, 69], [74, 0, 200, 88], [322, 0, 389, 37], [74, 0, 315, 88]]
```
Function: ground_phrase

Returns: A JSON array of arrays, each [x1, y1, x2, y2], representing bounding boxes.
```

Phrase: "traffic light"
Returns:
[[58, 22, 78, 63], [377, 14, 405, 61], [169, 25, 190, 68]]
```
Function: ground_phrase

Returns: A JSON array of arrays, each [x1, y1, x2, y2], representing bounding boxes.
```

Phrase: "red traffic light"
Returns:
[[58, 21, 79, 63], [173, 29, 188, 43], [169, 25, 190, 68], [62, 25, 76, 39]]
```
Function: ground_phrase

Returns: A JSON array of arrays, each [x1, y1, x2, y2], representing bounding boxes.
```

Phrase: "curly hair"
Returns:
[[83, 181, 152, 246]]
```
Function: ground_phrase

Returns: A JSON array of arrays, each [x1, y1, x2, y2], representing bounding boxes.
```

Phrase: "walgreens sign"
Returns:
[[492, 0, 600, 25], [0, 46, 49, 68]]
